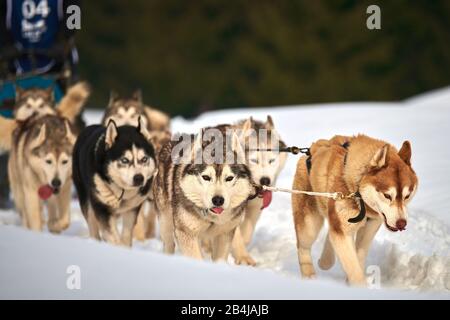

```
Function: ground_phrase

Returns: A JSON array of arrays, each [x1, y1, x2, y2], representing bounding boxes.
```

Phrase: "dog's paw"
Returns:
[[234, 255, 257, 266], [300, 263, 317, 279], [133, 226, 146, 241], [318, 257, 335, 270], [47, 218, 69, 234]]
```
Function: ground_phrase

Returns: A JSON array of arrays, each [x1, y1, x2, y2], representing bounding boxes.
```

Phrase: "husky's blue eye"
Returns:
[[225, 176, 234, 182], [141, 156, 148, 163], [202, 175, 211, 181], [120, 158, 130, 164], [250, 159, 258, 164]]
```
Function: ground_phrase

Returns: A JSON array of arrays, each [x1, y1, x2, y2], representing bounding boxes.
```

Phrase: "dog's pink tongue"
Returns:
[[211, 207, 224, 214], [38, 185, 53, 200], [261, 190, 272, 209]]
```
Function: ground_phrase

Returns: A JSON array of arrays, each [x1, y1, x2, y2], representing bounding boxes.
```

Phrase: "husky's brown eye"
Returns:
[[202, 175, 211, 181], [269, 158, 276, 164], [225, 176, 234, 182], [46, 160, 52, 164], [120, 157, 129, 164], [405, 193, 410, 200], [140, 156, 148, 163], [383, 193, 392, 201], [62, 160, 68, 165]]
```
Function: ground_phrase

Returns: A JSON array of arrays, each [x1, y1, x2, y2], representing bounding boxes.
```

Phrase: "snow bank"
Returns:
[[0, 226, 444, 299]]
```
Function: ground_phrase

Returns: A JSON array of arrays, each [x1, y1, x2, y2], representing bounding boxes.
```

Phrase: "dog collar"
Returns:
[[118, 188, 125, 201], [347, 191, 366, 223]]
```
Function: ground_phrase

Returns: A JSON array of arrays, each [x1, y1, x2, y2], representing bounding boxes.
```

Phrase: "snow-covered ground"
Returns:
[[1, 87, 449, 299]]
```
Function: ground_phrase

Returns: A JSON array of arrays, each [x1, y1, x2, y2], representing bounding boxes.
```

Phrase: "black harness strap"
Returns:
[[348, 191, 366, 223], [306, 155, 312, 175], [342, 141, 350, 165], [341, 142, 366, 224], [247, 146, 310, 155]]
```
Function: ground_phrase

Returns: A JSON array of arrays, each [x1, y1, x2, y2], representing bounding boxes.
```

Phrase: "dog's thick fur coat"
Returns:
[[72, 119, 156, 246], [292, 135, 418, 285], [6, 115, 77, 232], [154, 127, 255, 261]]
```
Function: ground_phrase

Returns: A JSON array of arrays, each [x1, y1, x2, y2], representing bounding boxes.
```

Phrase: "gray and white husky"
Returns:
[[231, 116, 287, 265], [153, 125, 257, 261], [0, 114, 77, 232], [14, 82, 90, 124]]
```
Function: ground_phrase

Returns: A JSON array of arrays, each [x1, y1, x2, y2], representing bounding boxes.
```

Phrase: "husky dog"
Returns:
[[292, 135, 418, 285], [0, 114, 77, 232], [230, 116, 288, 265], [102, 90, 170, 132], [154, 126, 256, 261], [14, 82, 90, 125], [72, 118, 156, 246], [101, 90, 171, 240]]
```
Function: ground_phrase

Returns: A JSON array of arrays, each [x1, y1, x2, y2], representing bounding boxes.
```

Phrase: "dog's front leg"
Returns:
[[121, 209, 139, 247], [47, 196, 59, 233], [355, 218, 382, 269], [48, 182, 71, 233], [24, 191, 43, 231], [329, 229, 366, 286], [240, 203, 261, 245], [144, 201, 157, 239], [212, 229, 235, 262], [55, 182, 72, 232], [86, 205, 101, 240], [175, 228, 203, 260], [133, 203, 147, 241], [101, 216, 121, 245], [231, 227, 256, 266]]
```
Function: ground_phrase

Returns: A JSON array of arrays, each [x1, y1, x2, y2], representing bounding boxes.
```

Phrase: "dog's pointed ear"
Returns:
[[398, 141, 412, 166], [242, 117, 252, 133], [108, 90, 119, 107], [265, 115, 274, 130], [137, 116, 151, 140], [30, 124, 47, 150], [64, 120, 77, 145], [231, 132, 245, 163], [105, 119, 118, 149], [15, 86, 25, 101], [369, 144, 389, 170], [132, 89, 143, 103]]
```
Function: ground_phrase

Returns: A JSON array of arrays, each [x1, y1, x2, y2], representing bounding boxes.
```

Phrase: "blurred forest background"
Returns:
[[76, 0, 450, 117]]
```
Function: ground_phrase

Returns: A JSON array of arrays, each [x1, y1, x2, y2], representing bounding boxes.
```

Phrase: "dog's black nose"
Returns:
[[260, 177, 271, 186], [51, 178, 61, 188], [133, 174, 144, 186], [212, 195, 224, 207]]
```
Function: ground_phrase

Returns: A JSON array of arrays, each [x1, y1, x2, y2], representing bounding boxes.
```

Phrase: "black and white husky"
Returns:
[[72, 118, 156, 246]]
